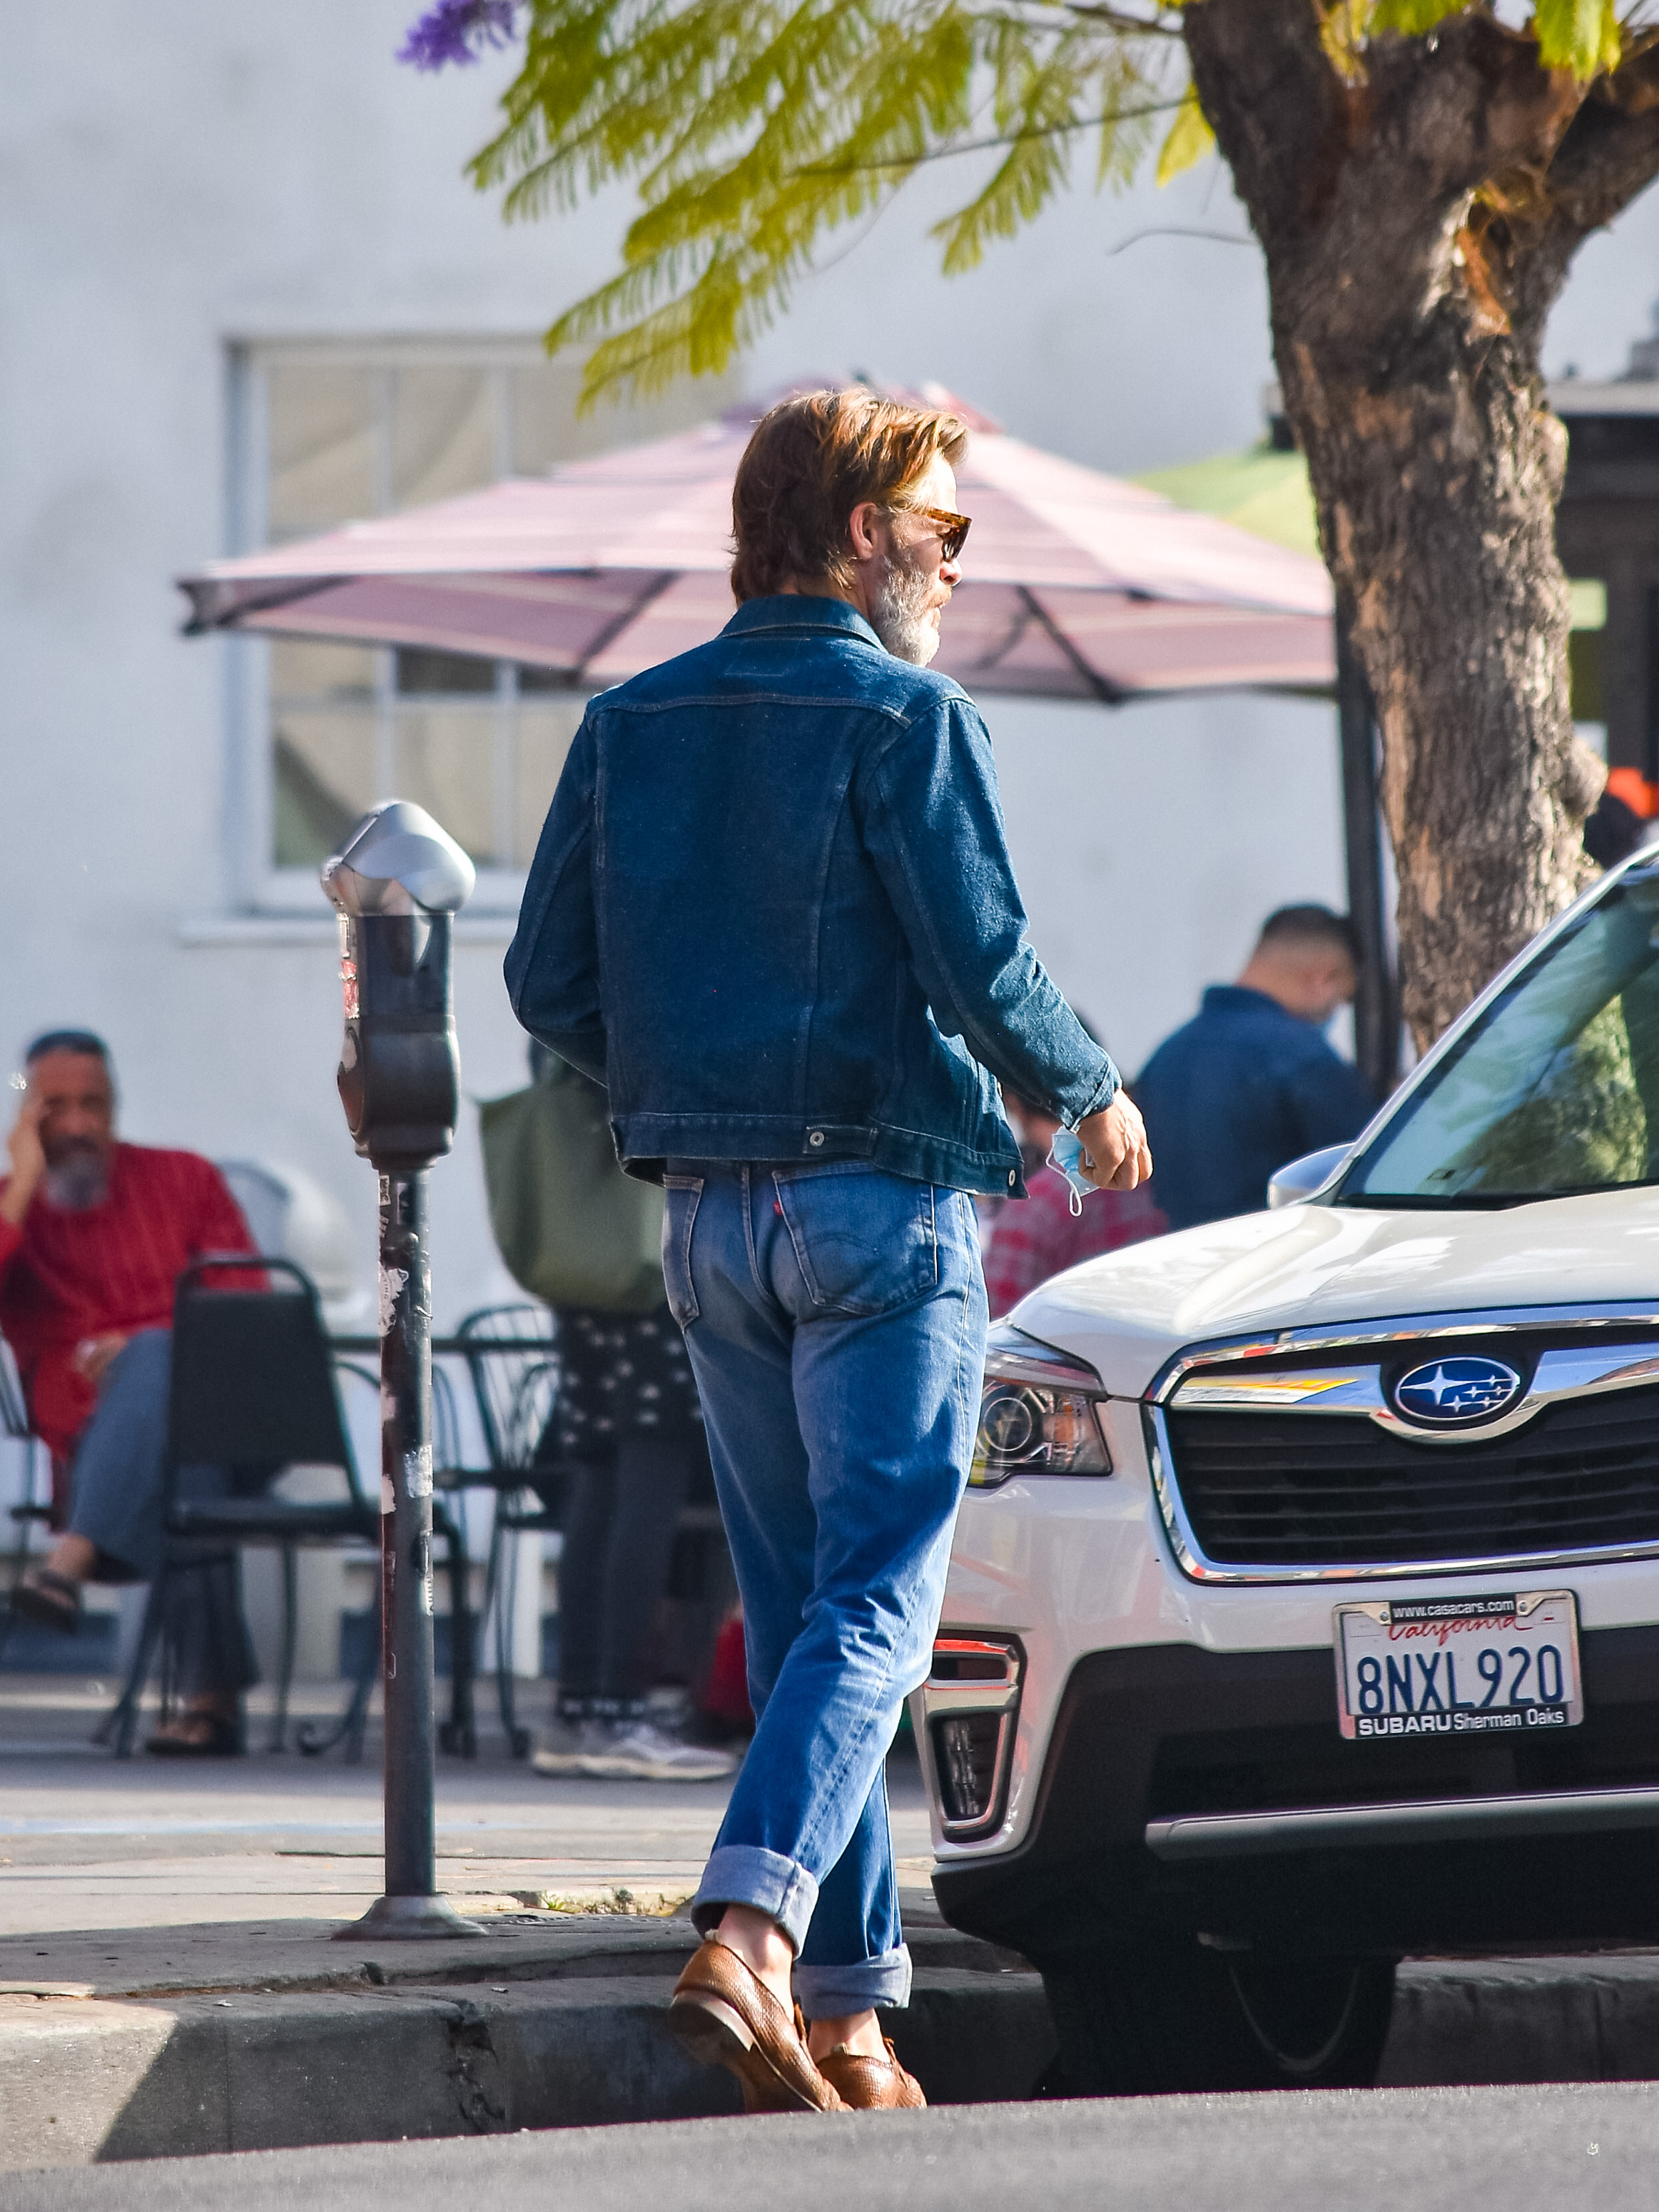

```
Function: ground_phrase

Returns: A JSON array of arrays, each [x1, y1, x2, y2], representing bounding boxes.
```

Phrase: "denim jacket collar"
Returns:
[[724, 594, 884, 650]]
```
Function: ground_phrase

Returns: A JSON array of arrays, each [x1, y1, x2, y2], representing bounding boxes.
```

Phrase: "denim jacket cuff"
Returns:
[[1065, 1056, 1122, 1131]]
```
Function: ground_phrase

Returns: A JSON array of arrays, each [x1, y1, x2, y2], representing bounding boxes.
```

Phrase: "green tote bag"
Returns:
[[477, 1066, 666, 1314]]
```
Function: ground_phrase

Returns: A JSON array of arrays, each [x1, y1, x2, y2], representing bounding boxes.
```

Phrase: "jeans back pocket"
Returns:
[[774, 1165, 938, 1316], [660, 1175, 704, 1328]]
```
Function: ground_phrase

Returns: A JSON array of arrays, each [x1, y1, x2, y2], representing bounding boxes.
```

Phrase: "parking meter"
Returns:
[[321, 802, 482, 1939], [321, 802, 474, 1169]]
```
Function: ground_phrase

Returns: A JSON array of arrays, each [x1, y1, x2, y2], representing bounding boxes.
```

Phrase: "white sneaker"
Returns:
[[532, 1716, 612, 1776], [574, 1719, 736, 1782]]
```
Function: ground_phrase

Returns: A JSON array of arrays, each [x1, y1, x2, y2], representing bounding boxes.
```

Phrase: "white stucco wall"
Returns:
[[1, 1, 1652, 1346]]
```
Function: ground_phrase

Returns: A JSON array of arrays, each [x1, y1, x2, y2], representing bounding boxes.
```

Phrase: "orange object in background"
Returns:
[[1605, 768, 1659, 819]]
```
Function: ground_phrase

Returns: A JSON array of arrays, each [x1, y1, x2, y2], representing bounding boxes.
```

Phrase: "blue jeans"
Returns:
[[662, 1160, 987, 2014]]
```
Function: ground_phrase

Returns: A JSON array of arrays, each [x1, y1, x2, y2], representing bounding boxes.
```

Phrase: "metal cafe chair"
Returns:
[[0, 1336, 54, 1664], [447, 1303, 560, 1758], [447, 1303, 738, 1756], [1, 1336, 51, 1562], [101, 1254, 476, 1760]]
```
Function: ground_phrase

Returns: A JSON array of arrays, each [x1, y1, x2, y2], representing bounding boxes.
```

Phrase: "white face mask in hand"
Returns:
[[1047, 1128, 1096, 1217]]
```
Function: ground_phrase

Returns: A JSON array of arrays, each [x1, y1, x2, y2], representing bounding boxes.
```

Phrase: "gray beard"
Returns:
[[870, 549, 941, 666], [45, 1154, 109, 1212]]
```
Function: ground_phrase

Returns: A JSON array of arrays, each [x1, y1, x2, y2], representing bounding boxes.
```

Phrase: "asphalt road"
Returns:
[[6, 2084, 1653, 2212]]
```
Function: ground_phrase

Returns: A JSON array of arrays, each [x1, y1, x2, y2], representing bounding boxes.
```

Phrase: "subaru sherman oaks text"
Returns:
[[911, 847, 1659, 2093]]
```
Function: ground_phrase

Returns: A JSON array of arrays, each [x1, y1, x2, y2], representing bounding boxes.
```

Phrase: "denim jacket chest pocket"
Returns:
[[773, 1165, 938, 1316]]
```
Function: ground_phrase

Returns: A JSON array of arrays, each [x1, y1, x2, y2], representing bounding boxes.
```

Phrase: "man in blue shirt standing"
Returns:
[[1135, 904, 1375, 1231], [507, 390, 1148, 2116]]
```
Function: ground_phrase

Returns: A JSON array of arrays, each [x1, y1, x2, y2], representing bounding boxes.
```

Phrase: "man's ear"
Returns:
[[846, 500, 884, 562]]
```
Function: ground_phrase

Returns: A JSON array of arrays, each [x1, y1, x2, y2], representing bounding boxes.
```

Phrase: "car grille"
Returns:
[[1163, 1381, 1659, 1570]]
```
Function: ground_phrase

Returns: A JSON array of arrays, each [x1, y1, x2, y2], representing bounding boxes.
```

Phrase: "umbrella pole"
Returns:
[[1337, 614, 1399, 1100]]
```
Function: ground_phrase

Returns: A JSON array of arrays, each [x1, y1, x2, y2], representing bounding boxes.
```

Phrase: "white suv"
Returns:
[[913, 847, 1659, 2094]]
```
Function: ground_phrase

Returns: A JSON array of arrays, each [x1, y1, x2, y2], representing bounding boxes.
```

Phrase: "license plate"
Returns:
[[1334, 1590, 1582, 1742]]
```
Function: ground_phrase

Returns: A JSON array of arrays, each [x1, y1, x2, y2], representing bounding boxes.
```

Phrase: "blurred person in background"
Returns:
[[1134, 905, 1374, 1232], [1, 1031, 261, 1754], [978, 1085, 1165, 1319], [483, 1046, 735, 1783]]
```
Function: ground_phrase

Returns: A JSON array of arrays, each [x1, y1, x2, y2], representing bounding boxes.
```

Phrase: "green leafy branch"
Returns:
[[466, 0, 1647, 402]]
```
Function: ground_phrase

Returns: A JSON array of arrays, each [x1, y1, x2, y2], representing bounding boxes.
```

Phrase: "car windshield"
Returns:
[[1340, 860, 1659, 1206]]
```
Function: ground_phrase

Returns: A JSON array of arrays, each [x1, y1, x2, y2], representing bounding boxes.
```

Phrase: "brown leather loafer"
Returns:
[[668, 1936, 847, 2113], [816, 2037, 926, 2109]]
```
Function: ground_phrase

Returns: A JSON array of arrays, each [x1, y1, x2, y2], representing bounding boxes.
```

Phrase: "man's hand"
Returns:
[[1075, 1092, 1152, 1192], [1, 1095, 46, 1227], [72, 1333, 129, 1390]]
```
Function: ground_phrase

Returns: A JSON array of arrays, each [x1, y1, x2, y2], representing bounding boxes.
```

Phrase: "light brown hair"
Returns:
[[730, 389, 969, 603]]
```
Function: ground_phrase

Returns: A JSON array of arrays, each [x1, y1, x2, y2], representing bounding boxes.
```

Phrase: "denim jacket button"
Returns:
[[808, 1130, 826, 1148], [1008, 1169, 1016, 1187]]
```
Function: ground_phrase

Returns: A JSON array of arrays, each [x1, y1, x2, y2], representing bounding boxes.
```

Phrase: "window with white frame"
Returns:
[[228, 340, 739, 909]]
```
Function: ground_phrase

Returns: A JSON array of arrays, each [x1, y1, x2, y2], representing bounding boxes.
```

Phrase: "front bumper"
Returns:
[[930, 1627, 1659, 1964]]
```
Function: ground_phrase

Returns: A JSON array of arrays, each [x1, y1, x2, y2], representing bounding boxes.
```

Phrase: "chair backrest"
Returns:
[[168, 1255, 365, 1502], [0, 1336, 31, 1444], [457, 1303, 559, 1476]]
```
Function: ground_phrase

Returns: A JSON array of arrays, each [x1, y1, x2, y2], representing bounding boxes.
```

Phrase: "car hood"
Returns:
[[1010, 1188, 1659, 1398]]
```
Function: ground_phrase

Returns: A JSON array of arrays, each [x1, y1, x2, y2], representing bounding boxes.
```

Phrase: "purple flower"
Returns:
[[397, 0, 520, 71]]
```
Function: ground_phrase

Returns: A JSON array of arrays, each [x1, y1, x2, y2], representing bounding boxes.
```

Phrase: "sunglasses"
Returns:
[[893, 504, 972, 563]]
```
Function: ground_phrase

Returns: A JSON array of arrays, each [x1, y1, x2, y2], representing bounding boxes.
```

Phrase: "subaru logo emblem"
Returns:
[[1392, 1355, 1521, 1426]]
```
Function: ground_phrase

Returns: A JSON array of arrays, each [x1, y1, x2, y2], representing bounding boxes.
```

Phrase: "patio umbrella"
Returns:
[[177, 395, 1334, 702]]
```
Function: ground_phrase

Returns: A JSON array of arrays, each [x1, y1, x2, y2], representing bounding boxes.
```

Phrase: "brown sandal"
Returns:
[[9, 1566, 81, 1634], [146, 1714, 243, 1759]]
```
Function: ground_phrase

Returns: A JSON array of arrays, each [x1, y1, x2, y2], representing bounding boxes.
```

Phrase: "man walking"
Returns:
[[1135, 903, 1376, 1230], [507, 390, 1147, 2114]]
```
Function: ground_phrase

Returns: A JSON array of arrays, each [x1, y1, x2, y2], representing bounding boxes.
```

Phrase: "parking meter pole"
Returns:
[[379, 1165, 440, 1906], [319, 802, 482, 1942]]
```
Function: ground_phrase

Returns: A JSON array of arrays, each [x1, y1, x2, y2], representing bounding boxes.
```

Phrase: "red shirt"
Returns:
[[0, 1142, 255, 1462], [978, 1163, 1167, 1321]]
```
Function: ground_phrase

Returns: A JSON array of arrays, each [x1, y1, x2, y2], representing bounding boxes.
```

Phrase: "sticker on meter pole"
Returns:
[[404, 1446, 432, 1500]]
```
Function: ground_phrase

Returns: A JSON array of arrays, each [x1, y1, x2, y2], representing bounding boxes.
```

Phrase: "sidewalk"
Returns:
[[1, 1675, 1050, 2168], [8, 1678, 1659, 2171]]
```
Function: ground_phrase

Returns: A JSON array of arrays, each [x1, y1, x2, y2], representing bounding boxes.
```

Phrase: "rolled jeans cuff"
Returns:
[[794, 1946, 913, 2014], [690, 1845, 819, 1957]]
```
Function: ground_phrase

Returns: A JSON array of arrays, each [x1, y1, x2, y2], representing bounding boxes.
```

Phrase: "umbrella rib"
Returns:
[[178, 576, 338, 637], [1015, 587, 1131, 707], [567, 569, 681, 686]]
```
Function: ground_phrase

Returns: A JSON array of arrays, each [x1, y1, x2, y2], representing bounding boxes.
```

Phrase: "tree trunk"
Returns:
[[1184, 2, 1659, 1052]]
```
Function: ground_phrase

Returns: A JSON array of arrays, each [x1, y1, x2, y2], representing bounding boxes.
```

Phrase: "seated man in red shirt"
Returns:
[[2, 1031, 261, 1754], [978, 1086, 1167, 1321]]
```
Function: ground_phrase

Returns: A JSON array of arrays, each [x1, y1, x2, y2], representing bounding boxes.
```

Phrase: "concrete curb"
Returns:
[[0, 1962, 1055, 2171], [11, 1929, 1659, 2170], [1381, 1956, 1659, 2087]]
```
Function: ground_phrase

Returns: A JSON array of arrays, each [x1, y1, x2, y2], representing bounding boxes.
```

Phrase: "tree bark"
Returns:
[[1184, 1, 1659, 1052]]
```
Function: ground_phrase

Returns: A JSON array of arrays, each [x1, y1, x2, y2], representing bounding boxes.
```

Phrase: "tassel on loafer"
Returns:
[[816, 2037, 926, 2109]]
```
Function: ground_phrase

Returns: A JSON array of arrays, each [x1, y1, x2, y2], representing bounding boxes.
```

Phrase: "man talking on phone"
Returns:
[[507, 390, 1148, 2114]]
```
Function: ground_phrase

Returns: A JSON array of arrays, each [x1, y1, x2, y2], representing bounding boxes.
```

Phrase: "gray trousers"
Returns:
[[67, 1329, 258, 1698], [539, 1434, 692, 1715]]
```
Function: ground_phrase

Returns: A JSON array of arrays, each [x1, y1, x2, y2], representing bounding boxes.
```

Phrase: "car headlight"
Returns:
[[969, 1324, 1112, 1488]]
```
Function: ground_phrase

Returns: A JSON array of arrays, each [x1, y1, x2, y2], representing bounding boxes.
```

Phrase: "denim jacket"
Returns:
[[505, 595, 1117, 1197]]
